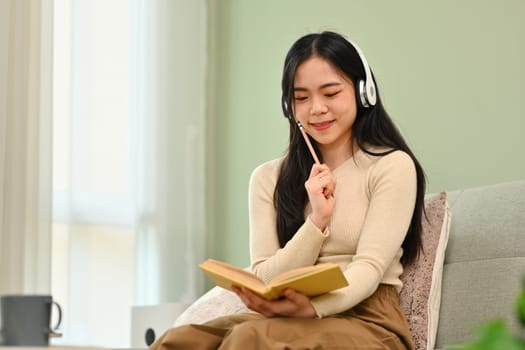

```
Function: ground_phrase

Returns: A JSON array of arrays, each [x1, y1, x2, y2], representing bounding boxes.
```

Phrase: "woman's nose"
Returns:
[[310, 97, 328, 115]]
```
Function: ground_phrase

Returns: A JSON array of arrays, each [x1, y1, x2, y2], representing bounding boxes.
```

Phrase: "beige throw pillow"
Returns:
[[174, 279, 249, 327], [400, 192, 451, 350]]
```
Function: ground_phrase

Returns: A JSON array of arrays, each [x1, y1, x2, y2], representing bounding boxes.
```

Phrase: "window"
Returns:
[[52, 0, 207, 347]]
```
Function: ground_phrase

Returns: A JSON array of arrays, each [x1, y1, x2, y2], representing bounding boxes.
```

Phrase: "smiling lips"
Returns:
[[310, 120, 334, 131]]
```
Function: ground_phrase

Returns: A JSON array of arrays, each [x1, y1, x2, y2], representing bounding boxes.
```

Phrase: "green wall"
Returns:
[[205, 0, 525, 267]]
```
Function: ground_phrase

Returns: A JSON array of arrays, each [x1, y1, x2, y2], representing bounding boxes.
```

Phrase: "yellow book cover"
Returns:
[[199, 259, 348, 300]]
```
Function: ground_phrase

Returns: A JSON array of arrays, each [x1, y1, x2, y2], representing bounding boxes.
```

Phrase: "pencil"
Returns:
[[297, 121, 320, 165]]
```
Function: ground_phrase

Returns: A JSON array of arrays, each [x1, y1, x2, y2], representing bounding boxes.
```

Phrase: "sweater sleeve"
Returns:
[[248, 160, 329, 284], [311, 150, 417, 317]]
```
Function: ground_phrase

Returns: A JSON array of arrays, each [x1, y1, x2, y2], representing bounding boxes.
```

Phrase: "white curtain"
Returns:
[[50, 0, 207, 346], [133, 0, 207, 306], [0, 0, 53, 294]]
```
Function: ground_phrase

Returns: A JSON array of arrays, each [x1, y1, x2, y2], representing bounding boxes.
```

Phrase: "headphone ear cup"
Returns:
[[357, 80, 369, 108], [357, 79, 377, 108], [364, 80, 377, 107]]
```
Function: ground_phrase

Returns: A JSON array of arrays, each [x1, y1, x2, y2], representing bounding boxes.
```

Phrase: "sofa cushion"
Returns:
[[436, 257, 525, 348], [434, 180, 525, 349], [174, 283, 249, 327], [400, 192, 451, 350]]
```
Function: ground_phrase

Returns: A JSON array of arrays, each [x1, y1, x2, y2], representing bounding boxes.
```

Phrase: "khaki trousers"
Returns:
[[150, 284, 414, 350]]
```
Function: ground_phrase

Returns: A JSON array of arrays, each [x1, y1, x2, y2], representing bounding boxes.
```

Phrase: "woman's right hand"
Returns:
[[304, 163, 335, 231]]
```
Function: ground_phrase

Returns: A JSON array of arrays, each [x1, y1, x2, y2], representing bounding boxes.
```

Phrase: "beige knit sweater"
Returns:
[[248, 148, 417, 317]]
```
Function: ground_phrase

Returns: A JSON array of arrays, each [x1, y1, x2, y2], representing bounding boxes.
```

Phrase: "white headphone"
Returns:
[[345, 37, 377, 108]]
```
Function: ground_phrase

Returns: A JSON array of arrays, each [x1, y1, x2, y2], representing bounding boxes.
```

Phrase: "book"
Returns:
[[199, 259, 349, 300]]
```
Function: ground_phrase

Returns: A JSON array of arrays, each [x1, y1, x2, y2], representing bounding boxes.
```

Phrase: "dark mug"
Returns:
[[0, 294, 62, 346]]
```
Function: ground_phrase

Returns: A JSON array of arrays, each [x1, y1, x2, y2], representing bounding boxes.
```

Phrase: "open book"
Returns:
[[199, 259, 349, 300]]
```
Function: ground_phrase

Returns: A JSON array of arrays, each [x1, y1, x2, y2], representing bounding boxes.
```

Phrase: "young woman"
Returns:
[[151, 31, 425, 350]]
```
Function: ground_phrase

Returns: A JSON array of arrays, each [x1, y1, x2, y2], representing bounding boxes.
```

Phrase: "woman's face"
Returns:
[[293, 56, 357, 156]]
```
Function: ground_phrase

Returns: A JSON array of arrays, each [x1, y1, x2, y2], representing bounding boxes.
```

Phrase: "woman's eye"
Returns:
[[326, 91, 341, 98], [294, 96, 307, 101]]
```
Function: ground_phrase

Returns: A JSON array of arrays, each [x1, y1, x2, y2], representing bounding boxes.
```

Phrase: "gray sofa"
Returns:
[[174, 180, 525, 349], [434, 180, 524, 349]]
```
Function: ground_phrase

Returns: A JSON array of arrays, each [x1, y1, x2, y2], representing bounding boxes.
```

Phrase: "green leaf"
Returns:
[[450, 320, 525, 350], [518, 284, 525, 326]]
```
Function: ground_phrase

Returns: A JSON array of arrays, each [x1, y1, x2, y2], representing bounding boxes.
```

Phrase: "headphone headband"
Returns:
[[345, 37, 377, 108]]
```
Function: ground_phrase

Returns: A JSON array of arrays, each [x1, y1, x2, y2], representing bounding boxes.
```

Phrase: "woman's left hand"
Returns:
[[232, 286, 317, 318]]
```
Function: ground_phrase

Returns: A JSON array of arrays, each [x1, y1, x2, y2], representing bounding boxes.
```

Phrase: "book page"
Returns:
[[200, 259, 348, 300], [266, 263, 348, 300], [199, 259, 266, 291], [269, 263, 334, 285]]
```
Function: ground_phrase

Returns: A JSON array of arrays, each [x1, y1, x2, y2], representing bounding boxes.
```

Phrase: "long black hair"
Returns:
[[274, 31, 426, 266]]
